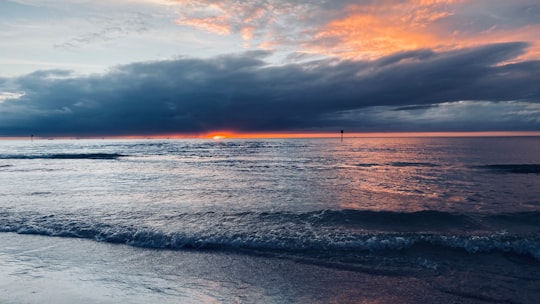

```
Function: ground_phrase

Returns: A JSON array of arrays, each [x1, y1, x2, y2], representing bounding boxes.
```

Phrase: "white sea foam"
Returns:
[[2, 209, 539, 262]]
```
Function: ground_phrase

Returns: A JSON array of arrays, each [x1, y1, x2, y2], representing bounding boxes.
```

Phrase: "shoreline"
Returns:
[[2, 233, 538, 303]]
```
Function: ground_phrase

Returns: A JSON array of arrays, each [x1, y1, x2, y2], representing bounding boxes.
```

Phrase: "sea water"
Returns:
[[0, 137, 539, 303]]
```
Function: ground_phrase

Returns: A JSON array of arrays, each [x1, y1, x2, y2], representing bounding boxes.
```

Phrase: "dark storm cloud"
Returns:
[[1, 42, 539, 136]]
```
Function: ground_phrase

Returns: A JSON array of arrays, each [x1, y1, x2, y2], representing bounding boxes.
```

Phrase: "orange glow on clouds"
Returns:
[[171, 0, 539, 61], [173, 0, 272, 45], [311, 13, 438, 59], [307, 0, 540, 61], [175, 15, 231, 35], [306, 0, 462, 59]]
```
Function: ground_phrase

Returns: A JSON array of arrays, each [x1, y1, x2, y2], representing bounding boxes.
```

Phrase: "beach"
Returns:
[[2, 233, 538, 304], [1, 137, 539, 303]]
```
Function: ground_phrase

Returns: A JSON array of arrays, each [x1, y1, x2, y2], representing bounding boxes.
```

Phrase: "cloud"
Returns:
[[0, 92, 25, 103], [4, 0, 539, 78], [0, 42, 539, 136], [340, 101, 540, 132], [171, 0, 371, 52], [53, 12, 152, 49], [305, 0, 462, 59], [169, 0, 540, 60], [302, 0, 540, 60]]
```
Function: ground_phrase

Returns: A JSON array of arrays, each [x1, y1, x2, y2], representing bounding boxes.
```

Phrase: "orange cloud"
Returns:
[[173, 0, 273, 46], [310, 14, 438, 59], [175, 15, 231, 35], [305, 0, 463, 59], [241, 26, 254, 40], [170, 0, 539, 61], [171, 0, 469, 58], [306, 0, 540, 61]]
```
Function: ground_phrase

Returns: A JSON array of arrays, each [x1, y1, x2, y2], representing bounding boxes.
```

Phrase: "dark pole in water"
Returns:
[[30, 134, 34, 141], [340, 130, 344, 142]]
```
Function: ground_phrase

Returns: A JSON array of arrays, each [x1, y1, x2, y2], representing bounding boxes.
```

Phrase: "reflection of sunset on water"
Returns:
[[2, 0, 540, 302], [1, 136, 539, 303], [309, 137, 540, 213]]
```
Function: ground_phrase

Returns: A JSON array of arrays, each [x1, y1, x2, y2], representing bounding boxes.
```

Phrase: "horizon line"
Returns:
[[2, 131, 540, 140]]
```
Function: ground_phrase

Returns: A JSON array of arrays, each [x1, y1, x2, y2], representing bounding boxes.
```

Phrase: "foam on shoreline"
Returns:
[[1, 233, 539, 304]]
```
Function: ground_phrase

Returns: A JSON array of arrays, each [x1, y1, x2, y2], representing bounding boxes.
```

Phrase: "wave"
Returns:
[[355, 163, 380, 167], [1, 210, 539, 262], [297, 209, 477, 228], [355, 162, 439, 168], [0, 153, 127, 160], [388, 162, 439, 167], [478, 164, 540, 174]]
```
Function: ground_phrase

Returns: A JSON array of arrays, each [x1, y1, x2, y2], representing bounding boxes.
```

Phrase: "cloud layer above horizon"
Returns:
[[1, 0, 539, 136]]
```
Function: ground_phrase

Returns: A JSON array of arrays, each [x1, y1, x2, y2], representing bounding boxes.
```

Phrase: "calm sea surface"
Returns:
[[1, 137, 539, 303]]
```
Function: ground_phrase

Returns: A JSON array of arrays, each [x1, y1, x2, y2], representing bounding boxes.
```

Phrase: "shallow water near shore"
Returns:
[[1, 136, 539, 303], [2, 233, 539, 304]]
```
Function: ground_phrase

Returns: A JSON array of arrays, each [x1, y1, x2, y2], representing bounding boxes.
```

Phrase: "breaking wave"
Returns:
[[1, 210, 539, 262]]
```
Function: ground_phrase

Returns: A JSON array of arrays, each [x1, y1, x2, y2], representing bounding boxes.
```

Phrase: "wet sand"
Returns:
[[3, 233, 539, 303]]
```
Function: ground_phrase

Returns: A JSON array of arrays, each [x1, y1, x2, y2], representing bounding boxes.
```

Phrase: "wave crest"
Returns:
[[2, 210, 539, 262]]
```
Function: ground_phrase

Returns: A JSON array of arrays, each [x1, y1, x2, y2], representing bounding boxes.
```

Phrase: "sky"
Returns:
[[1, 0, 539, 137]]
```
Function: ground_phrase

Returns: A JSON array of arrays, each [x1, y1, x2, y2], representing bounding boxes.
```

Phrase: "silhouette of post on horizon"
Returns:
[[340, 130, 344, 142]]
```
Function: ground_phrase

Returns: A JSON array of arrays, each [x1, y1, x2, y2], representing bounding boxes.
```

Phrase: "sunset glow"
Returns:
[[1, 0, 539, 137], [200, 131, 540, 139], [46, 131, 540, 141], [2, 2, 540, 303]]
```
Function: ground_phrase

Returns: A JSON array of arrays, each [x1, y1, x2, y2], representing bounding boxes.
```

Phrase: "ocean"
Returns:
[[0, 136, 539, 303]]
